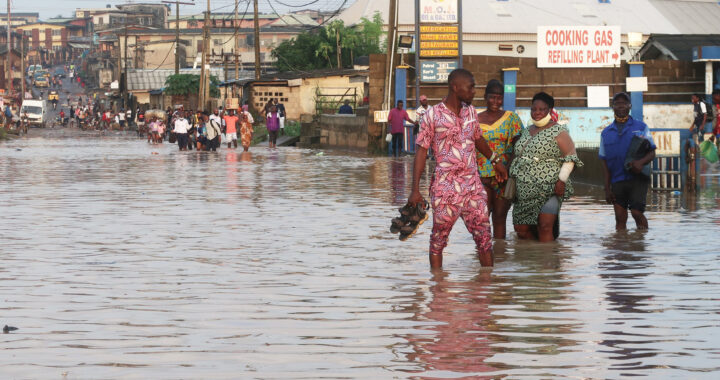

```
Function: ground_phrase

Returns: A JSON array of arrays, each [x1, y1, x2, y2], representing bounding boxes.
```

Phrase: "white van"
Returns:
[[21, 99, 47, 127]]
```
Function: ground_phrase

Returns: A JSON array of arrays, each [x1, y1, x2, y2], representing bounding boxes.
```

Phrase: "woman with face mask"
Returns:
[[509, 92, 583, 242]]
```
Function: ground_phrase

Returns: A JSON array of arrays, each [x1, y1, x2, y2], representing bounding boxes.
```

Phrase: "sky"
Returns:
[[12, 0, 354, 20]]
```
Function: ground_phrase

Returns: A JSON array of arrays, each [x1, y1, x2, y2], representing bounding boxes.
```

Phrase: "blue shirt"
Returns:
[[599, 116, 656, 184], [338, 104, 353, 114]]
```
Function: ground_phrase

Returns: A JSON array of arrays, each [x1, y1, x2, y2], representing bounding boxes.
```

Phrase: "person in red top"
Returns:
[[712, 89, 720, 152], [223, 110, 239, 149], [387, 100, 413, 156]]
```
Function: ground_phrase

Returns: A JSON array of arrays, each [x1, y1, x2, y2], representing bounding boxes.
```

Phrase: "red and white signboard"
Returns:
[[537, 26, 621, 68]]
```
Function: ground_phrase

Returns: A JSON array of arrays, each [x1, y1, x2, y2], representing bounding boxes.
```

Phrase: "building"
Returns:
[[233, 69, 368, 119], [116, 3, 170, 29], [339, 0, 720, 61], [15, 22, 85, 65], [0, 46, 24, 92], [116, 25, 311, 71], [0, 12, 40, 27], [127, 67, 226, 108]]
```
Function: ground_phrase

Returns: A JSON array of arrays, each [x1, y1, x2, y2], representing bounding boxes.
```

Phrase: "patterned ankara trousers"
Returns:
[[429, 193, 492, 255]]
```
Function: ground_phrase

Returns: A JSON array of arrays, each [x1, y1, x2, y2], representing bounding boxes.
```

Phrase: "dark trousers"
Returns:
[[176, 133, 188, 150], [269, 130, 278, 145], [391, 133, 403, 156]]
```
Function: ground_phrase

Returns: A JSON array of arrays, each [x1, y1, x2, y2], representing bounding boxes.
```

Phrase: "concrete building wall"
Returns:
[[318, 114, 369, 151]]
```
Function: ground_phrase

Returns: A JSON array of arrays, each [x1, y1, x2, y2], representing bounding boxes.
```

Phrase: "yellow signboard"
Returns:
[[420, 25, 458, 33], [420, 33, 458, 41], [420, 49, 459, 57], [420, 41, 458, 49]]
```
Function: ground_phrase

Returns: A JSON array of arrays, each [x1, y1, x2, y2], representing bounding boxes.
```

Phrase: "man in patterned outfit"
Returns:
[[408, 69, 508, 268]]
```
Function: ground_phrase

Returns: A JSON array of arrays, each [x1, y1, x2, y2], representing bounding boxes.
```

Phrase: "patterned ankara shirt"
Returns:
[[416, 102, 486, 206], [476, 111, 524, 177]]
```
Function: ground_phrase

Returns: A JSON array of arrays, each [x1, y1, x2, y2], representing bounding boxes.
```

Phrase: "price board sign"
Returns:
[[420, 60, 458, 83]]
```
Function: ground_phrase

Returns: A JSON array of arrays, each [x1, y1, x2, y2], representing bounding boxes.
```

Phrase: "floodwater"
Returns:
[[1, 135, 719, 379]]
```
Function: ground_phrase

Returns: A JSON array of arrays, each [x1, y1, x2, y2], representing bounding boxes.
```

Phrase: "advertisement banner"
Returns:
[[420, 0, 458, 23], [537, 26, 621, 68]]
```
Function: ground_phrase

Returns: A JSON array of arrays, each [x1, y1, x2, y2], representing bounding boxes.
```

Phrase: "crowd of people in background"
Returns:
[[141, 101, 289, 152]]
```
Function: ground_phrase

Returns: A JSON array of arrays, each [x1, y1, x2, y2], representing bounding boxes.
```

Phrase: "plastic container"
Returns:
[[699, 140, 719, 163]]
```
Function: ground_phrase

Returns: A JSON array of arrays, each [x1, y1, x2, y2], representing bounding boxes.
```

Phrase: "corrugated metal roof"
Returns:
[[128, 68, 226, 91], [650, 0, 720, 34], [339, 0, 681, 34]]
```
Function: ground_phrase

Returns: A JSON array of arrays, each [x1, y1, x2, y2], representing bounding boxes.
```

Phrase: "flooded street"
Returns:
[[1, 135, 720, 379]]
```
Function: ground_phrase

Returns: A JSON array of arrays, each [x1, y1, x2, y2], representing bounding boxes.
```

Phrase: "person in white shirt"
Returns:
[[118, 109, 126, 128], [173, 114, 191, 151]]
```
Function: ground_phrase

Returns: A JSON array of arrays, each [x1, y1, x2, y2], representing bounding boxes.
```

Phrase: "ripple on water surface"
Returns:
[[1, 136, 719, 379]]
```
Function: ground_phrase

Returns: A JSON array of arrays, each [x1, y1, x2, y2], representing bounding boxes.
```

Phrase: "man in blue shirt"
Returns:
[[337, 99, 354, 115], [599, 92, 656, 230]]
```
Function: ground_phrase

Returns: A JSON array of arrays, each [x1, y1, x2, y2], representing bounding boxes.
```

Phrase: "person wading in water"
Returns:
[[407, 69, 508, 268]]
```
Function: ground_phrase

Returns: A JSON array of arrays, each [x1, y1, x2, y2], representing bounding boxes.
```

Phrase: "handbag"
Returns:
[[501, 177, 516, 201], [501, 130, 535, 201], [385, 133, 392, 143]]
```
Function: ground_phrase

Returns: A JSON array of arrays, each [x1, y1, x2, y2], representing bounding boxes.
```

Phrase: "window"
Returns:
[[197, 40, 204, 53], [213, 39, 222, 46], [23, 30, 31, 36], [52, 30, 61, 36]]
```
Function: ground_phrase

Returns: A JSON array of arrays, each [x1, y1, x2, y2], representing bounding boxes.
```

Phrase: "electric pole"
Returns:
[[6, 0, 12, 98], [234, 0, 239, 95], [383, 0, 398, 110], [162, 1, 195, 75], [253, 0, 260, 80], [123, 19, 128, 110], [199, 0, 210, 110]]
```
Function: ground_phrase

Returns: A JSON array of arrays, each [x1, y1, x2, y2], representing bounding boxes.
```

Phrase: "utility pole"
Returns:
[[234, 0, 239, 95], [199, 0, 210, 110], [162, 1, 195, 75], [253, 0, 260, 80], [383, 0, 398, 110], [123, 19, 129, 110], [6, 0, 12, 98], [20, 36, 24, 100]]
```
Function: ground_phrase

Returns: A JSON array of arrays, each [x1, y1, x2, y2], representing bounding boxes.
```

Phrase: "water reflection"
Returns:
[[1, 137, 719, 378]]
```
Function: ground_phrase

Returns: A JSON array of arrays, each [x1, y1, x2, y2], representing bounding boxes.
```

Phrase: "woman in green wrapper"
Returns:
[[509, 92, 583, 242]]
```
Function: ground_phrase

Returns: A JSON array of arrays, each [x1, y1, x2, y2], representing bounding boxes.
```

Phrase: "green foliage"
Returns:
[[164, 74, 220, 98], [272, 12, 385, 72]]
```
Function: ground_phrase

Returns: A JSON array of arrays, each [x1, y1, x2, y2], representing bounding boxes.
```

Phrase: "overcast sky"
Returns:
[[13, 0, 353, 20]]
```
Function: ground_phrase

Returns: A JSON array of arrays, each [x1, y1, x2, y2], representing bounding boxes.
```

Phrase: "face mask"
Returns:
[[533, 113, 552, 127]]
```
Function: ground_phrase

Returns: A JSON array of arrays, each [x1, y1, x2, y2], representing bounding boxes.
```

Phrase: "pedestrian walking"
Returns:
[[387, 100, 413, 156], [476, 80, 524, 239], [173, 112, 191, 151], [240, 105, 255, 151], [223, 109, 239, 149], [713, 89, 720, 152], [690, 93, 709, 142], [207, 110, 222, 151], [273, 98, 286, 135], [407, 69, 508, 268], [599, 92, 656, 230], [266, 105, 280, 148], [509, 92, 582, 242]]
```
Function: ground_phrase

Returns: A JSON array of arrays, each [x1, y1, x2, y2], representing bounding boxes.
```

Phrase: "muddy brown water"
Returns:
[[1, 135, 719, 379]]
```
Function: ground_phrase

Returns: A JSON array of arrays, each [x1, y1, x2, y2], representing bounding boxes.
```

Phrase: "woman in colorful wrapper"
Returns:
[[476, 79, 524, 239], [509, 92, 583, 242], [239, 105, 255, 152]]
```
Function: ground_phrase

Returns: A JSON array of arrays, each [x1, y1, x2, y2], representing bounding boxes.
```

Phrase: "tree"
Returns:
[[164, 74, 220, 98], [272, 12, 385, 72]]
